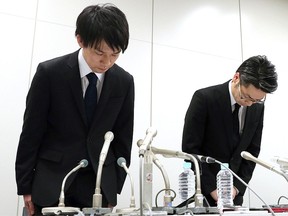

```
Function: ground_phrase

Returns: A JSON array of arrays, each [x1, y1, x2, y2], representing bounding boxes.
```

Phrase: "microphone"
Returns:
[[272, 156, 288, 168], [115, 157, 138, 213], [94, 131, 114, 207], [150, 146, 205, 210], [197, 155, 216, 163], [82, 131, 114, 215], [138, 127, 157, 156], [150, 146, 216, 163], [240, 151, 288, 181], [213, 159, 276, 216], [99, 131, 114, 163], [41, 159, 88, 215], [151, 154, 174, 208], [150, 146, 188, 159]]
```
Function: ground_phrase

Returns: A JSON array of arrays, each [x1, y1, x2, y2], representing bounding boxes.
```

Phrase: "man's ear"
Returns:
[[76, 35, 84, 48], [232, 72, 240, 84]]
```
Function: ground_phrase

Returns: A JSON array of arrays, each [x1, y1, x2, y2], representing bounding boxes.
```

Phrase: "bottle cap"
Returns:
[[220, 163, 229, 170], [183, 161, 191, 169]]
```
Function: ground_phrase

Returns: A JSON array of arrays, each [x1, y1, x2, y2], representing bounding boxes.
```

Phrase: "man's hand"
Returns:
[[210, 189, 218, 204], [211, 186, 238, 203], [232, 186, 238, 199], [23, 194, 35, 216]]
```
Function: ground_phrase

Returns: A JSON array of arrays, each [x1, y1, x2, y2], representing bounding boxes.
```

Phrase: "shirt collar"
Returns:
[[78, 48, 105, 82]]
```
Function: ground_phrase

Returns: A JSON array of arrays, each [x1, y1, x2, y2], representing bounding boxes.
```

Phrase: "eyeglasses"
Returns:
[[238, 84, 266, 104]]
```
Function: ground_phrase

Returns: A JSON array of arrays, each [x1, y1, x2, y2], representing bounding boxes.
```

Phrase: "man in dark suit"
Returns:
[[182, 55, 278, 206], [15, 4, 134, 216]]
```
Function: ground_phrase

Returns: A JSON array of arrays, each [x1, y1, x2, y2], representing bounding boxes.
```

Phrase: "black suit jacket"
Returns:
[[15, 50, 135, 207], [182, 81, 264, 203]]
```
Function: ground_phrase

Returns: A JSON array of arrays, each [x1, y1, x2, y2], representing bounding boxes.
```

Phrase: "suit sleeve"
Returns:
[[233, 106, 264, 195], [182, 90, 207, 154], [112, 75, 135, 193], [182, 90, 217, 195], [15, 63, 50, 195]]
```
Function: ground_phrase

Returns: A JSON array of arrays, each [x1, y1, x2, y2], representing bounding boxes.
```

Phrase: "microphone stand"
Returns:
[[82, 131, 114, 216], [115, 157, 138, 214], [150, 147, 206, 214], [151, 154, 176, 215], [185, 154, 204, 209], [41, 160, 88, 216], [152, 155, 173, 207], [242, 151, 288, 182], [137, 128, 157, 216], [138, 141, 154, 216], [139, 154, 145, 216], [214, 160, 276, 216]]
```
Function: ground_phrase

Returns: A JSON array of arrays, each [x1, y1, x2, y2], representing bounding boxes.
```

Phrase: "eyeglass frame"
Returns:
[[238, 83, 266, 104]]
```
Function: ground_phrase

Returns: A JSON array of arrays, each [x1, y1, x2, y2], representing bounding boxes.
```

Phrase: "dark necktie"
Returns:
[[232, 103, 240, 147], [85, 73, 98, 127]]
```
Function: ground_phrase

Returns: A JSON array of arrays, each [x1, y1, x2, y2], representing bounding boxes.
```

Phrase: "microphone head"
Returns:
[[79, 159, 89, 168], [146, 127, 157, 137], [117, 157, 126, 167], [272, 156, 288, 166], [137, 139, 143, 147], [241, 151, 251, 159], [105, 131, 114, 141], [205, 157, 216, 163]]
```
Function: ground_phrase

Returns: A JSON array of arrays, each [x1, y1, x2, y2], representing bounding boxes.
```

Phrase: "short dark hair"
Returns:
[[75, 4, 129, 53], [237, 55, 278, 93]]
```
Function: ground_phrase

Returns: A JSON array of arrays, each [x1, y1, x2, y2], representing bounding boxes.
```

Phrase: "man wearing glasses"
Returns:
[[182, 55, 278, 207]]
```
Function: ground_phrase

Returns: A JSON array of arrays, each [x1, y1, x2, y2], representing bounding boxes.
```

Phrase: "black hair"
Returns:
[[75, 4, 129, 53], [237, 55, 278, 93]]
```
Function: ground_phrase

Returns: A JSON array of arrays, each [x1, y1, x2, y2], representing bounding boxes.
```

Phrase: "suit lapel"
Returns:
[[65, 51, 88, 127], [88, 67, 116, 130], [232, 104, 262, 156], [217, 81, 235, 151]]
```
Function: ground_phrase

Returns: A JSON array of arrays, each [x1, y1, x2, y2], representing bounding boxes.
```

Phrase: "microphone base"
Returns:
[[175, 206, 212, 214], [115, 207, 138, 214], [82, 207, 112, 215], [152, 207, 174, 214], [153, 206, 212, 215], [42, 207, 80, 215]]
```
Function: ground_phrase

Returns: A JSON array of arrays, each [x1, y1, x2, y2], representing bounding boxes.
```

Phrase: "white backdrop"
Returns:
[[0, 0, 287, 215]]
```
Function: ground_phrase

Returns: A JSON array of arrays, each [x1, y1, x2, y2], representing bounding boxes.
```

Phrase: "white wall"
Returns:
[[0, 0, 287, 215]]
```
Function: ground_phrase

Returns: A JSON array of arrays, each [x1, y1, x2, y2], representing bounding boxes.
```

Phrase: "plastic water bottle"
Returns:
[[178, 162, 195, 202], [217, 163, 233, 211]]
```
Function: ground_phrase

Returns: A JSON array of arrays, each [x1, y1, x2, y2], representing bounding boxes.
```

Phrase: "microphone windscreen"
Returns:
[[117, 157, 126, 167], [241, 151, 252, 160], [146, 127, 157, 136], [80, 159, 89, 168], [241, 151, 246, 157], [105, 131, 114, 141]]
